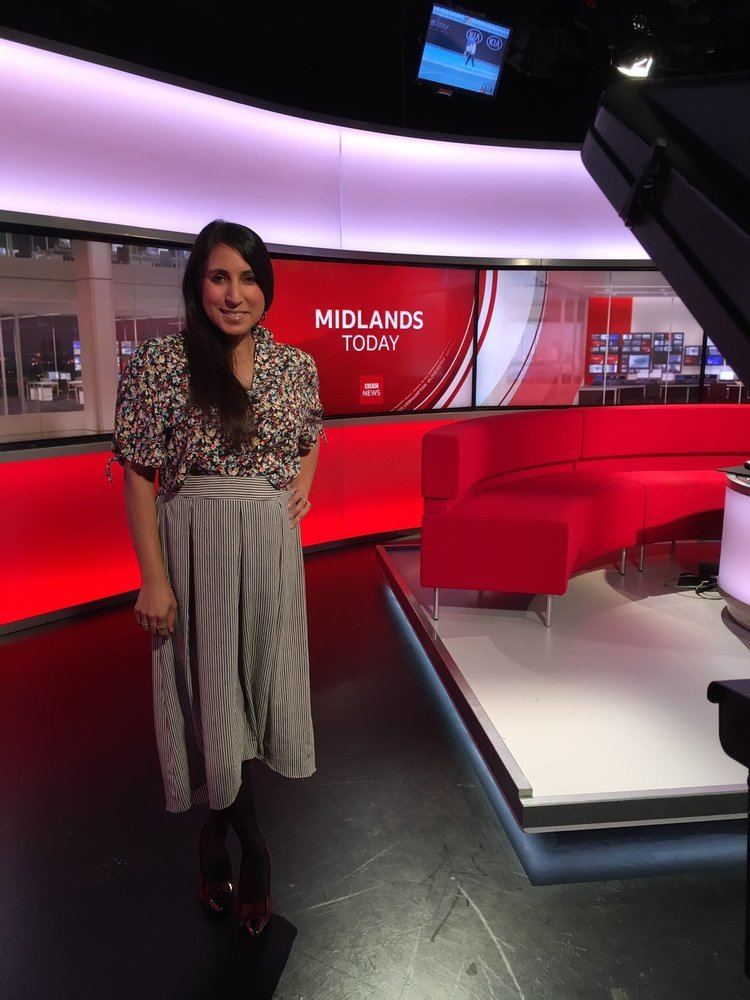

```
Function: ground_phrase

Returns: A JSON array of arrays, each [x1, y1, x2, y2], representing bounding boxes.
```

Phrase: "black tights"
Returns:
[[199, 759, 269, 902]]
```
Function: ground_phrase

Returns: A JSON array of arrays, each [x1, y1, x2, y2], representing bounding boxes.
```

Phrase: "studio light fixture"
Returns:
[[616, 55, 654, 78]]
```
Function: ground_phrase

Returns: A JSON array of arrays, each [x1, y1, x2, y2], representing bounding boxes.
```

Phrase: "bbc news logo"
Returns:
[[360, 376, 383, 405]]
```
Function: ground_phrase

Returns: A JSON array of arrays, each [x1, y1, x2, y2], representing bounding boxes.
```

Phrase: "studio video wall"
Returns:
[[271, 260, 475, 415], [2, 228, 743, 434], [273, 261, 738, 414]]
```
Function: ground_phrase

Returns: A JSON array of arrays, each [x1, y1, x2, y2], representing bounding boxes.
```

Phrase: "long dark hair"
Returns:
[[182, 219, 275, 450]]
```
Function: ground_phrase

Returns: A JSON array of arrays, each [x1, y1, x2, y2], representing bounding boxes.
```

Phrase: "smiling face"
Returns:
[[201, 243, 266, 339]]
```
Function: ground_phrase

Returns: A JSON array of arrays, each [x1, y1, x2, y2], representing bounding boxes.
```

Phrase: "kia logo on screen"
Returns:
[[487, 36, 504, 51], [466, 29, 483, 43]]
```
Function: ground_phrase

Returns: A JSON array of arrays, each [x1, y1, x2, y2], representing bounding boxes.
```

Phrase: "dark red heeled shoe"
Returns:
[[237, 842, 272, 937], [198, 841, 234, 916], [199, 872, 234, 915]]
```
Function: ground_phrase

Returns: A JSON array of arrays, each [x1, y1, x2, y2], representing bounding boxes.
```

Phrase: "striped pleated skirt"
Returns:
[[153, 473, 316, 814]]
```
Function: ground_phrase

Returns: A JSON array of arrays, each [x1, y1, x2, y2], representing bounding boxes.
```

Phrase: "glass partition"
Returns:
[[474, 267, 741, 408], [0, 234, 80, 417], [112, 243, 186, 378]]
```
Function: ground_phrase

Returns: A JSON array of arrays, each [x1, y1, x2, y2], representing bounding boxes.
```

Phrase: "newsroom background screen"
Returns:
[[271, 259, 476, 416]]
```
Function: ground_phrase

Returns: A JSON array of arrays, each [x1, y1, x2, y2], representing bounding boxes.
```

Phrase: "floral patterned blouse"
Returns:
[[105, 325, 326, 496]]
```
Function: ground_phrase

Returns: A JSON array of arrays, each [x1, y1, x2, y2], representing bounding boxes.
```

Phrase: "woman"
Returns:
[[106, 219, 325, 936]]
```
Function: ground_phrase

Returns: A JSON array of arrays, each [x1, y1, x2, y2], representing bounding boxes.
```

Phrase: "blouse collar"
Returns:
[[253, 323, 273, 346]]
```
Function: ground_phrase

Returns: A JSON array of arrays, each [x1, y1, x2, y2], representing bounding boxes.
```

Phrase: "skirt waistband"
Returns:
[[166, 474, 288, 500]]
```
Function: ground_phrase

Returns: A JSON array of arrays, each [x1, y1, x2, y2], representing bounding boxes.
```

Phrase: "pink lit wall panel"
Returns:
[[0, 38, 343, 249], [339, 130, 646, 260], [0, 37, 647, 261]]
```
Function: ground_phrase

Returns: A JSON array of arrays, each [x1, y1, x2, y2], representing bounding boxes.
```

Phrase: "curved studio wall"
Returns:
[[0, 33, 647, 631], [0, 35, 646, 259]]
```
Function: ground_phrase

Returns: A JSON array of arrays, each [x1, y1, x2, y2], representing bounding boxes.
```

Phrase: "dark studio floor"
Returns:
[[0, 542, 747, 1000]]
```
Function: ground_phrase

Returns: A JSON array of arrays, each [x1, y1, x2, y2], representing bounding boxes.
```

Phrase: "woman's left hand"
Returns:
[[288, 487, 312, 528]]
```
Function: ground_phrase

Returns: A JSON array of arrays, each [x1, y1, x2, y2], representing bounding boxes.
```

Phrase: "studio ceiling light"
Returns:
[[616, 55, 654, 78]]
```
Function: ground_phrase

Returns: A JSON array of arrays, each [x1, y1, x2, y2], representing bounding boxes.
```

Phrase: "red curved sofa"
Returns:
[[420, 404, 749, 624]]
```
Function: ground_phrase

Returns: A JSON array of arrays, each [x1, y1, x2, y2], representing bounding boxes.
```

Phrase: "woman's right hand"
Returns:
[[134, 579, 178, 635]]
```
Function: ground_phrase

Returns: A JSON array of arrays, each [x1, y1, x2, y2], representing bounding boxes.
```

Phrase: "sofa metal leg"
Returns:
[[433, 588, 440, 621], [639, 544, 645, 573], [619, 548, 627, 576], [544, 594, 552, 628]]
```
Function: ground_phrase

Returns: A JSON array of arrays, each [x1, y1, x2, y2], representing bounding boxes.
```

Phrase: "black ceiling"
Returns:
[[3, 0, 749, 144]]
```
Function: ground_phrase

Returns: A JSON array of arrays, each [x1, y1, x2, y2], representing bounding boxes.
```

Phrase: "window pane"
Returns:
[[112, 242, 186, 378], [20, 314, 82, 412], [0, 316, 16, 416], [607, 272, 702, 406], [702, 337, 744, 403], [0, 234, 82, 420]]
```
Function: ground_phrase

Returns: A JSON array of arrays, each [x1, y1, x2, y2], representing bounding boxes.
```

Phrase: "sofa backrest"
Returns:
[[422, 409, 584, 500], [422, 403, 750, 500], [579, 404, 750, 462]]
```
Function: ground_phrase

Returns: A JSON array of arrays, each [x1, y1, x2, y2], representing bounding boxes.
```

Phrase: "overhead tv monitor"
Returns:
[[417, 4, 511, 98]]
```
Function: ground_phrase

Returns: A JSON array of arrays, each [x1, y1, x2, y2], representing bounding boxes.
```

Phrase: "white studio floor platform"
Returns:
[[377, 540, 750, 832]]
